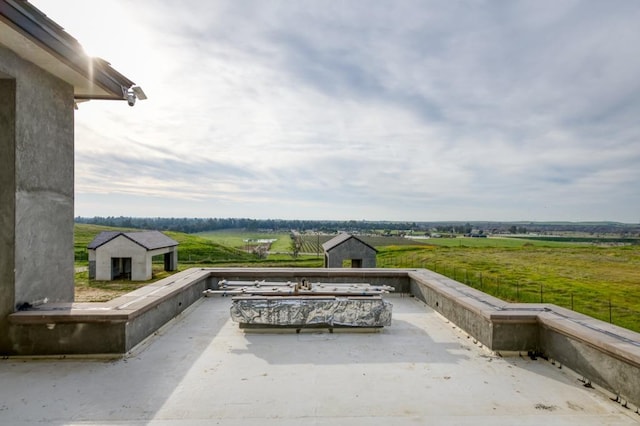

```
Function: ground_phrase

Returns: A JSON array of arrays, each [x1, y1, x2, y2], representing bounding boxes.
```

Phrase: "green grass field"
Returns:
[[377, 243, 640, 331], [74, 225, 640, 332], [408, 236, 582, 248], [196, 229, 292, 253]]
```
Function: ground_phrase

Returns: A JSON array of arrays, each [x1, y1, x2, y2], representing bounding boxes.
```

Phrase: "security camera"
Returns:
[[125, 86, 146, 107]]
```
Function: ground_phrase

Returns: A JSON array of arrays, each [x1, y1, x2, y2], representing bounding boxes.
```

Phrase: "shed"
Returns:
[[322, 233, 377, 268], [88, 231, 178, 281]]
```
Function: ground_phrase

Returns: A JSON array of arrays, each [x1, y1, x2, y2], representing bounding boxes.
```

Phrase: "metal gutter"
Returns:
[[0, 0, 135, 99]]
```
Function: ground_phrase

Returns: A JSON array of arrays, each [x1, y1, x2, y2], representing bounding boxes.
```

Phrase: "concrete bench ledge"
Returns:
[[10, 268, 211, 325], [407, 268, 640, 407], [7, 268, 211, 355], [538, 310, 640, 366], [6, 267, 640, 408], [408, 268, 640, 354]]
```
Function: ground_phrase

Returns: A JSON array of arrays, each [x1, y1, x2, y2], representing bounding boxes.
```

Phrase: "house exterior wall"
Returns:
[[0, 45, 74, 354], [325, 239, 377, 268]]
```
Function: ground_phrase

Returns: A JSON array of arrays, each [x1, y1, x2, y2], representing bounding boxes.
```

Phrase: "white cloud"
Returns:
[[33, 0, 640, 222]]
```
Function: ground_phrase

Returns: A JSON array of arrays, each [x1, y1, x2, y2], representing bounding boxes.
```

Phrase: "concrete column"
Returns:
[[1, 47, 75, 354], [165, 248, 178, 271]]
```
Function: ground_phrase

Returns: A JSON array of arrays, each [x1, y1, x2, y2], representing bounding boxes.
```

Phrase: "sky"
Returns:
[[35, 0, 640, 223]]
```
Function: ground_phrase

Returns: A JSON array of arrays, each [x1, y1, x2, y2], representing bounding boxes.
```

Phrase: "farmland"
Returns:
[[74, 225, 640, 332], [201, 232, 640, 331], [375, 242, 640, 331]]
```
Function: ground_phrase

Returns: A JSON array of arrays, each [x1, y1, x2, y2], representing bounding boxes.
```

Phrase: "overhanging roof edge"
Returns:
[[0, 0, 135, 100]]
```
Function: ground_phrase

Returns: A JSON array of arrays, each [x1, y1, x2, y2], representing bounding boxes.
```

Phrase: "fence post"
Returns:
[[609, 297, 612, 323], [516, 281, 519, 302], [571, 292, 574, 311], [540, 283, 543, 303]]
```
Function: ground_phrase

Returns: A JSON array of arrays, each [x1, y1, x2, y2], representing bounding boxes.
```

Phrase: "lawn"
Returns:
[[73, 225, 640, 332], [196, 229, 292, 253], [377, 243, 640, 331], [408, 235, 584, 248]]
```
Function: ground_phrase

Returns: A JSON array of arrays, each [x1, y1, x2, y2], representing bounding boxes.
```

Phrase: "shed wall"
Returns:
[[325, 238, 377, 268], [94, 237, 147, 281]]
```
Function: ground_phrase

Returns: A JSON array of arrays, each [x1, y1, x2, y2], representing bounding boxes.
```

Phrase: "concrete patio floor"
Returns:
[[1, 294, 638, 425]]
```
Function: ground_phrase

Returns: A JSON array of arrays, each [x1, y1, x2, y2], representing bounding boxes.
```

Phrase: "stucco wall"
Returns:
[[325, 238, 377, 268], [0, 45, 75, 354]]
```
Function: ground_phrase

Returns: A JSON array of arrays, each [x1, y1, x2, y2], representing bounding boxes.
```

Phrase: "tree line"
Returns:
[[75, 216, 420, 234], [75, 216, 640, 236]]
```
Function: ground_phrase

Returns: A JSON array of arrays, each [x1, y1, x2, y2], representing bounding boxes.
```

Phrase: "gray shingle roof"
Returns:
[[88, 231, 178, 251], [322, 233, 377, 252]]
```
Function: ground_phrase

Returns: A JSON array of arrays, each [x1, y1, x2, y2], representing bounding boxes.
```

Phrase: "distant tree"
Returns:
[[252, 245, 268, 259], [290, 233, 302, 258]]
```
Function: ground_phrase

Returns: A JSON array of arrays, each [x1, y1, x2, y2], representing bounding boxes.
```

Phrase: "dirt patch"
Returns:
[[75, 287, 124, 303]]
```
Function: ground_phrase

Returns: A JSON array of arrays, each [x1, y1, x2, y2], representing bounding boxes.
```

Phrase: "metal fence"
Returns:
[[378, 254, 640, 333]]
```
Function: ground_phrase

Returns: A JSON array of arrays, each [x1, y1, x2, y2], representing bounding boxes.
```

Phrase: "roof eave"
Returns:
[[0, 0, 135, 100]]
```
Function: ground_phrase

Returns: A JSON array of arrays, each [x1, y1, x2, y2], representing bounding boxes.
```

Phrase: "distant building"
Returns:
[[88, 231, 178, 281], [322, 233, 377, 268]]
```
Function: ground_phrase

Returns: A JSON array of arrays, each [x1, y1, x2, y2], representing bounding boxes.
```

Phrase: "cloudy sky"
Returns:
[[36, 1, 640, 222]]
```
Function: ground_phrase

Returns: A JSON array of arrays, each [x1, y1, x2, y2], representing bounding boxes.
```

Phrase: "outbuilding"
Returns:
[[88, 231, 178, 281], [322, 233, 377, 268]]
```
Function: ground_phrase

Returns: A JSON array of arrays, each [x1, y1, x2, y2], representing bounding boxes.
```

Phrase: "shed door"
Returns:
[[111, 257, 132, 280]]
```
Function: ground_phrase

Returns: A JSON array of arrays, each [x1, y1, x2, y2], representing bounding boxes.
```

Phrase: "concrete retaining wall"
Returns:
[[6, 267, 640, 408], [8, 269, 210, 355], [538, 308, 640, 405], [408, 268, 640, 407], [409, 269, 541, 351]]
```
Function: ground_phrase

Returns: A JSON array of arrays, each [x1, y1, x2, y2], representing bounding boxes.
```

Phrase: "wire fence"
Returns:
[[378, 254, 640, 333], [75, 248, 640, 332]]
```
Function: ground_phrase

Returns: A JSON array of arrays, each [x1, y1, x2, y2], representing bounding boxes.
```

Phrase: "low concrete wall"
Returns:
[[8, 268, 210, 355], [6, 267, 640, 408], [538, 308, 640, 406], [408, 268, 640, 407], [204, 268, 410, 293], [409, 269, 541, 351]]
